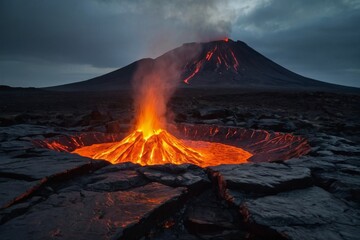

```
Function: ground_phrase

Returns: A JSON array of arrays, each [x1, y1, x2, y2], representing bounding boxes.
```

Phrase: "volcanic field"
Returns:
[[0, 39, 359, 240]]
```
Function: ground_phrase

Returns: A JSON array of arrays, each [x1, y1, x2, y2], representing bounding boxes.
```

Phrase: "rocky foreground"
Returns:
[[0, 89, 359, 239]]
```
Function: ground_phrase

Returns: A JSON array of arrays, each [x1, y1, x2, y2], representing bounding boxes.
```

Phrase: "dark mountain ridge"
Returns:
[[47, 39, 356, 92]]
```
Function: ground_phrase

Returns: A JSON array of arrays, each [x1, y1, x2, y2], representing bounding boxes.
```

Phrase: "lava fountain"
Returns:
[[73, 56, 252, 167]]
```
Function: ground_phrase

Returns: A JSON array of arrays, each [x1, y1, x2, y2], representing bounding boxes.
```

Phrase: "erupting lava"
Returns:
[[73, 129, 252, 167], [73, 58, 252, 167]]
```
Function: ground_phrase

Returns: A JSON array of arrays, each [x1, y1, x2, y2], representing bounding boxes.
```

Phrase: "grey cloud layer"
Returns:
[[0, 0, 359, 87], [234, 0, 360, 86]]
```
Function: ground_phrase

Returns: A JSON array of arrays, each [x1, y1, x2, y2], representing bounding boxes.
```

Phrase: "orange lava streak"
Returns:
[[230, 50, 239, 71], [206, 46, 217, 61], [183, 60, 203, 84]]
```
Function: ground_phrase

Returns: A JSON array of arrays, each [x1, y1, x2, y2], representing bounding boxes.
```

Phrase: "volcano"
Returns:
[[48, 39, 343, 91], [38, 39, 342, 167]]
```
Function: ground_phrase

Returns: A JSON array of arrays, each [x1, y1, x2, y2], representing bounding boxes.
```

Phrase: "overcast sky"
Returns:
[[0, 0, 359, 88]]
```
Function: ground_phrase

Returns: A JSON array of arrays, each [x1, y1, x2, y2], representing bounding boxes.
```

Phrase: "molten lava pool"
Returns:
[[72, 129, 252, 168], [35, 124, 311, 168]]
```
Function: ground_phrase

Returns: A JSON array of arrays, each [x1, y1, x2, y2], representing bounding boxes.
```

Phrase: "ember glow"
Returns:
[[72, 52, 252, 167]]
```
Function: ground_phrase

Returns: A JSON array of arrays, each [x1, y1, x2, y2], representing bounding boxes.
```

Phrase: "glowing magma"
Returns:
[[73, 130, 252, 167], [72, 70, 252, 167]]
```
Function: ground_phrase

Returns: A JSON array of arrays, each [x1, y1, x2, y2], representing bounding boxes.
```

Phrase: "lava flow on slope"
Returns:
[[183, 38, 240, 84], [72, 61, 252, 168]]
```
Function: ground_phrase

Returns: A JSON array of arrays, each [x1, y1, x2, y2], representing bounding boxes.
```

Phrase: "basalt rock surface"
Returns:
[[0, 90, 359, 239], [240, 187, 360, 240], [0, 182, 187, 240], [1, 121, 359, 240]]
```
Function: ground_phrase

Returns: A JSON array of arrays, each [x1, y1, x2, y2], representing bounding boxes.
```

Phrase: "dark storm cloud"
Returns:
[[0, 0, 147, 68], [232, 0, 360, 87], [0, 0, 234, 86], [0, 0, 359, 87], [0, 0, 232, 67]]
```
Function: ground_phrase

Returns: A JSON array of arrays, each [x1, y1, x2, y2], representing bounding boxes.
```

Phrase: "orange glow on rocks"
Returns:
[[184, 61, 203, 84], [224, 37, 229, 42], [38, 124, 310, 166]]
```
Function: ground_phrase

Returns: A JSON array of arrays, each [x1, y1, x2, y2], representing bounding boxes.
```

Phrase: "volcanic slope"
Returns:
[[48, 39, 344, 91]]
